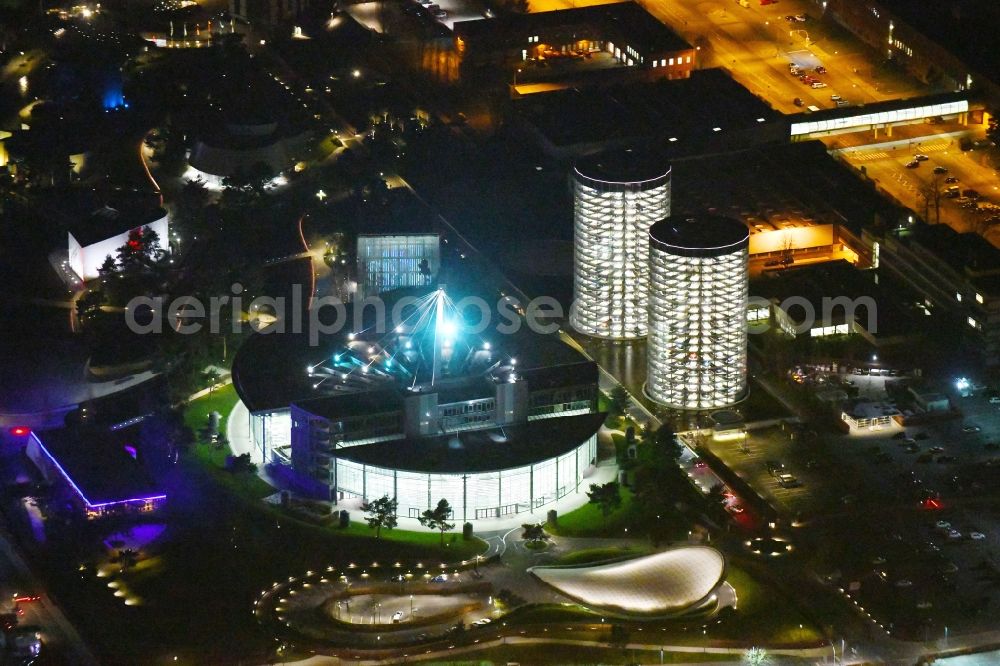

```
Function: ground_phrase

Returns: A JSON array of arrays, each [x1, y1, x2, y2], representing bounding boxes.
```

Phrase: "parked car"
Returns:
[[793, 97, 804, 106], [914, 154, 930, 161], [933, 165, 948, 174], [906, 160, 920, 168], [810, 81, 828, 89], [945, 176, 959, 183], [392, 611, 404, 623], [970, 531, 986, 540]]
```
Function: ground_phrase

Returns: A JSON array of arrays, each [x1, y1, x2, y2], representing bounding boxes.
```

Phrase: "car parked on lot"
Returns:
[[906, 160, 920, 168]]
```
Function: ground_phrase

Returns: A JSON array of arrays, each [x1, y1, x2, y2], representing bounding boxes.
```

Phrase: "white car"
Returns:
[[970, 531, 986, 540], [935, 520, 951, 530], [811, 81, 828, 89], [947, 529, 963, 540], [391, 611, 404, 623], [472, 618, 492, 626], [895, 579, 913, 588]]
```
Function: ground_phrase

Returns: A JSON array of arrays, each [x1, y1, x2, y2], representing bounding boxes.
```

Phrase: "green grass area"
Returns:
[[427, 644, 743, 664], [182, 383, 239, 437], [713, 566, 823, 644], [182, 384, 274, 499], [505, 603, 601, 625], [554, 544, 653, 566], [547, 486, 637, 538], [335, 521, 486, 560]]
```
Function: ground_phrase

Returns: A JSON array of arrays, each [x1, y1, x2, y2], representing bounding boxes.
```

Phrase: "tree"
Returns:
[[987, 110, 1000, 147], [586, 482, 621, 523], [419, 498, 456, 546], [365, 494, 398, 539], [608, 386, 629, 418], [742, 647, 771, 666], [116, 226, 163, 271], [650, 425, 683, 460], [98, 255, 117, 281], [116, 549, 138, 573], [202, 367, 221, 394], [521, 523, 547, 543], [76, 288, 105, 320]]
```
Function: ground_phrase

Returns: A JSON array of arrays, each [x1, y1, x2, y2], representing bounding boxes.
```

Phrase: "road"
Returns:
[[0, 525, 97, 664], [530, 0, 922, 114], [831, 128, 1000, 244]]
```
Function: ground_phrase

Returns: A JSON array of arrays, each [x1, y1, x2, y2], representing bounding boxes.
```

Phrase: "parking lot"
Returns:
[[833, 127, 1000, 245], [704, 381, 1000, 639]]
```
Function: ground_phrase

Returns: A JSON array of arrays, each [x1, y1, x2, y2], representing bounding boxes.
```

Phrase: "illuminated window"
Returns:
[[956, 292, 962, 302], [647, 216, 748, 410], [571, 156, 671, 340], [968, 316, 981, 330], [669, 57, 674, 65], [976, 293, 984, 304]]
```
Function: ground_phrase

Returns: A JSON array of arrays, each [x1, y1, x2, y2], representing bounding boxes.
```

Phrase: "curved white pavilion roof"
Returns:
[[530, 547, 725, 617]]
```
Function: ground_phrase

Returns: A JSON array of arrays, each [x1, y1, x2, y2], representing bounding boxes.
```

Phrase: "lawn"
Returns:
[[182, 383, 239, 439], [336, 520, 487, 560], [711, 566, 824, 644], [182, 384, 275, 499], [547, 486, 638, 538], [554, 544, 653, 566], [433, 644, 745, 664]]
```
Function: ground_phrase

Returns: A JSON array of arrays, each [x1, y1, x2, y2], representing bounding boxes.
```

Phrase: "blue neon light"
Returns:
[[29, 433, 166, 509]]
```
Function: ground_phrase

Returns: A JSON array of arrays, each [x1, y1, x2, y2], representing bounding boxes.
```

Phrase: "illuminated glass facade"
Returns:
[[571, 153, 671, 339], [333, 433, 596, 521], [647, 216, 749, 410], [357, 234, 440, 300]]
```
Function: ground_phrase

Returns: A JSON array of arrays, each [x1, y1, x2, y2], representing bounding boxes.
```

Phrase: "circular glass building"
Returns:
[[646, 215, 749, 410], [571, 150, 671, 339]]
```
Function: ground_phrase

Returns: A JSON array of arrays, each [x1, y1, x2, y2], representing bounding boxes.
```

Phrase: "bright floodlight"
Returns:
[[530, 547, 725, 617], [646, 215, 749, 410], [571, 150, 670, 339]]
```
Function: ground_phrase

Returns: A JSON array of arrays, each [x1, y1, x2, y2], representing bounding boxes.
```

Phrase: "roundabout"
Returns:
[[745, 536, 794, 557]]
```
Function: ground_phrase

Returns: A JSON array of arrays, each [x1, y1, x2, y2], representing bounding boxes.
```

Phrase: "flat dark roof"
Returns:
[[896, 223, 1000, 295], [294, 389, 403, 420], [454, 2, 691, 55], [35, 426, 162, 506], [69, 205, 167, 247], [649, 215, 749, 256], [751, 260, 918, 338], [574, 148, 670, 187], [905, 224, 1000, 275], [877, 0, 1000, 85], [335, 412, 604, 473], [514, 68, 781, 150], [316, 188, 440, 238]]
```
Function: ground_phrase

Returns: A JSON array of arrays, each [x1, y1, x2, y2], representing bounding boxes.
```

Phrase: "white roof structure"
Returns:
[[530, 547, 725, 617]]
